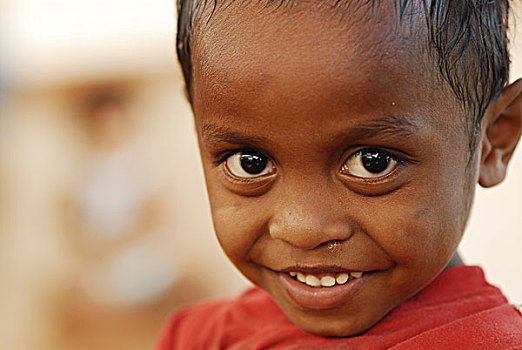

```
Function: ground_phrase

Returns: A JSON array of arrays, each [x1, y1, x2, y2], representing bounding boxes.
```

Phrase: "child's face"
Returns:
[[190, 2, 477, 337]]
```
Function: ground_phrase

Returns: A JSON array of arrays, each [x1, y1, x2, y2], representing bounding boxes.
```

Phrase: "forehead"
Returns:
[[194, 1, 410, 65], [195, 2, 422, 75], [191, 0, 461, 132]]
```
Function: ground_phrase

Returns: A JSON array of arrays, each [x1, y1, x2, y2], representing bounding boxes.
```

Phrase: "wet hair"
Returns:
[[176, 0, 511, 128]]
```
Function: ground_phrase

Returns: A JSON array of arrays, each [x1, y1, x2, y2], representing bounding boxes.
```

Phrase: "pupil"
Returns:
[[361, 150, 390, 173], [240, 151, 268, 174]]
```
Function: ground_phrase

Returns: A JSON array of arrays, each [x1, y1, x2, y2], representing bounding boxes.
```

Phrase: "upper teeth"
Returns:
[[288, 271, 363, 288]]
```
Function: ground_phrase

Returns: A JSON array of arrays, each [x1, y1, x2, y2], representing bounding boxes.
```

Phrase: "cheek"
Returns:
[[375, 146, 476, 266], [359, 183, 464, 269], [208, 188, 268, 263]]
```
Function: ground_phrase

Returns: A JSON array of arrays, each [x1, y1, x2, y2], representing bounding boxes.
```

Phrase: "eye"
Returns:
[[225, 150, 275, 179], [341, 148, 399, 179]]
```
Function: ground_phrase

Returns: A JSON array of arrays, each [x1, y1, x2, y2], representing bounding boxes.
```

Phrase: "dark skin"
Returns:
[[188, 1, 522, 337]]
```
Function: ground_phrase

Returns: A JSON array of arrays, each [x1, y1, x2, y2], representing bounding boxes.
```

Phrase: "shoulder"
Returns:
[[387, 266, 522, 349], [156, 287, 278, 350], [156, 297, 234, 350], [391, 303, 522, 349]]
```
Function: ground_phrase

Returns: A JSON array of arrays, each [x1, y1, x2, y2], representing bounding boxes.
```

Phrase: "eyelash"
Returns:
[[215, 148, 259, 166], [212, 148, 277, 190], [340, 147, 405, 180]]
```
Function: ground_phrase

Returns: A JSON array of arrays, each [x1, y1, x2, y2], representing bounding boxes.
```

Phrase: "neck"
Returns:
[[445, 252, 463, 270]]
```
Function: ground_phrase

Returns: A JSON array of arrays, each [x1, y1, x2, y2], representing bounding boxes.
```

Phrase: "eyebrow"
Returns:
[[201, 123, 269, 148], [342, 114, 419, 141], [200, 113, 420, 147]]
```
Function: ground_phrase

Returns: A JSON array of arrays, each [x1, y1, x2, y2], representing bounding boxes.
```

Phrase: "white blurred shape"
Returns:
[[78, 142, 147, 240], [0, 0, 177, 87], [80, 235, 180, 306]]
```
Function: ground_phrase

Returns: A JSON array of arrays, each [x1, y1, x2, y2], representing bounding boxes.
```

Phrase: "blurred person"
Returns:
[[76, 93, 149, 246], [59, 90, 184, 349]]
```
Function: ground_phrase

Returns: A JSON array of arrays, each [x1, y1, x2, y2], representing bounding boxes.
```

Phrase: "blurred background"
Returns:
[[0, 1, 520, 349]]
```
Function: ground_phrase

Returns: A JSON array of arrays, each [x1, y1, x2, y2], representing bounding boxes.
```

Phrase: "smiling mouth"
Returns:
[[288, 271, 363, 288], [276, 268, 372, 310]]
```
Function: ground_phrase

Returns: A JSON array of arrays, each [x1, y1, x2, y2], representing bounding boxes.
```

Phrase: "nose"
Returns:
[[268, 183, 354, 250]]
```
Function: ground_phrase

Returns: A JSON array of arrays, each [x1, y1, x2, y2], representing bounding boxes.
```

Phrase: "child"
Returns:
[[159, 0, 522, 348]]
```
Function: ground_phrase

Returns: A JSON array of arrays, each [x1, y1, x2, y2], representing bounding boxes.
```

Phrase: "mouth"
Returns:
[[276, 268, 371, 310]]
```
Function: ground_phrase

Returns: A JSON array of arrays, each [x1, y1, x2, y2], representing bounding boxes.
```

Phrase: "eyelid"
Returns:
[[340, 145, 417, 165], [341, 148, 398, 178], [339, 145, 409, 186], [216, 148, 277, 183], [214, 147, 273, 166], [337, 147, 412, 196], [225, 153, 275, 179], [217, 149, 278, 196]]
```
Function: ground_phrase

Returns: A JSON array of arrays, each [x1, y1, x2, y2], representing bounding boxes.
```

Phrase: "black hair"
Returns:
[[176, 0, 511, 128]]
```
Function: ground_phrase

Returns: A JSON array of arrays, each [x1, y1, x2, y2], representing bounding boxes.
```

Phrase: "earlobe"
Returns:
[[479, 79, 522, 188]]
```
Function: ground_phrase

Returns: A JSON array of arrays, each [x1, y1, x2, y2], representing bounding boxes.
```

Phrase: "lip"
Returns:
[[278, 271, 369, 310]]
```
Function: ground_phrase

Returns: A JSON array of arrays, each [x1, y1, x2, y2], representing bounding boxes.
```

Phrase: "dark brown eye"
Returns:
[[225, 150, 275, 178], [341, 148, 398, 178], [361, 149, 391, 173], [240, 152, 268, 174]]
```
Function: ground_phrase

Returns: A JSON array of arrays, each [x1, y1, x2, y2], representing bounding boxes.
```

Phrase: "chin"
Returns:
[[283, 307, 384, 338], [296, 318, 374, 338]]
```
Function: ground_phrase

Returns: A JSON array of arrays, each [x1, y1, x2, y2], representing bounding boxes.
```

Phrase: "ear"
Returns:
[[479, 79, 522, 188]]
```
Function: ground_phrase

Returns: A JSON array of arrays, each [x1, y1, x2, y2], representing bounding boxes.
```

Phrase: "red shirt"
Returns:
[[157, 266, 522, 349]]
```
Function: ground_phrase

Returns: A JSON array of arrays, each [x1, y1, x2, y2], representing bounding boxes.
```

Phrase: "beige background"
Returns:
[[0, 1, 520, 349]]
